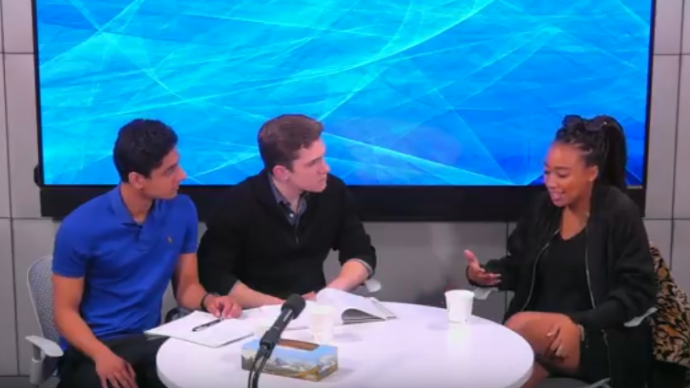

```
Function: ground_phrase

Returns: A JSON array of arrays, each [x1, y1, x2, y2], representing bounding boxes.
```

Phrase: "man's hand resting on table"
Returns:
[[203, 294, 243, 318], [465, 250, 501, 287]]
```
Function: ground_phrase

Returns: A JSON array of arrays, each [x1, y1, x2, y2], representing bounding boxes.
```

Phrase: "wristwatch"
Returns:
[[200, 292, 218, 312]]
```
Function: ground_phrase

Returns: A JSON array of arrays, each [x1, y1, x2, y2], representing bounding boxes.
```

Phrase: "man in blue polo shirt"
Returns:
[[53, 119, 242, 388]]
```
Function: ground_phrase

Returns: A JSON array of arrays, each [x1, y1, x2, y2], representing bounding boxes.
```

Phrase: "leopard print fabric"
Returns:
[[649, 243, 690, 383]]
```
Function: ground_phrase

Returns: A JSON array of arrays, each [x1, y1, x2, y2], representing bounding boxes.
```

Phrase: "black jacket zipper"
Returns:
[[583, 228, 614, 386], [518, 228, 615, 386], [519, 229, 559, 312]]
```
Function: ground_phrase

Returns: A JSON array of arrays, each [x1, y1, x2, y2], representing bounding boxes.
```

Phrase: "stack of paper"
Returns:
[[146, 311, 253, 348], [317, 289, 397, 324], [255, 289, 397, 328]]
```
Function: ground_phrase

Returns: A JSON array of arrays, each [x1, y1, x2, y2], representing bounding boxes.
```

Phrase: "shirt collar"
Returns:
[[108, 185, 158, 225], [267, 175, 308, 205]]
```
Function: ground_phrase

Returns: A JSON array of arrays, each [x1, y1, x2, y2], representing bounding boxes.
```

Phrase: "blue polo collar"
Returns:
[[107, 185, 158, 225]]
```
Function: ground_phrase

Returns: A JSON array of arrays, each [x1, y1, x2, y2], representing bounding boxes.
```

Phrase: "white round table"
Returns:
[[157, 302, 533, 388]]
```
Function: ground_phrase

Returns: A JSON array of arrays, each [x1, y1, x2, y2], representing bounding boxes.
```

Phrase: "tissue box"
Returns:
[[241, 339, 338, 382]]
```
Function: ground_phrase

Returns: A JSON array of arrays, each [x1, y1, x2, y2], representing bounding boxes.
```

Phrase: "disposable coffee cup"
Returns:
[[309, 304, 336, 344], [444, 290, 475, 323]]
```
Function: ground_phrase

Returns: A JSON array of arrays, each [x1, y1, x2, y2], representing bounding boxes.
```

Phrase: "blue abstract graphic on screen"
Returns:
[[35, 0, 652, 186]]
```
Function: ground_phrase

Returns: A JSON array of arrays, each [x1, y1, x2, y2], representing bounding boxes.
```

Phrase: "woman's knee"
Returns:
[[505, 313, 580, 353], [505, 312, 540, 332]]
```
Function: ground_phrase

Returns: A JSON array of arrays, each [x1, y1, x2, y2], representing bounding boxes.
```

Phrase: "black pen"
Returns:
[[192, 318, 222, 332]]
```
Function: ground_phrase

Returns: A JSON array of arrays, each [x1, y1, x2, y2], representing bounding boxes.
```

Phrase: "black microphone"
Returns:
[[259, 294, 307, 352], [249, 294, 307, 388]]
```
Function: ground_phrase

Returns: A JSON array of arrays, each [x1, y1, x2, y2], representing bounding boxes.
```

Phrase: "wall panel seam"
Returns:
[[1, 51, 20, 377]]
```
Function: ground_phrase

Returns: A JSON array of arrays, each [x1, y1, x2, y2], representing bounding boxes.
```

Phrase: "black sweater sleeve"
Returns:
[[568, 201, 656, 330], [197, 196, 244, 295], [479, 216, 528, 292]]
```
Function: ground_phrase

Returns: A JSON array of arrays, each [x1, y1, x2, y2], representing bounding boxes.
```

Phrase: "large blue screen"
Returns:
[[35, 0, 653, 186]]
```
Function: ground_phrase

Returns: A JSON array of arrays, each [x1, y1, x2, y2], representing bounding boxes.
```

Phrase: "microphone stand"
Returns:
[[248, 345, 271, 388], [247, 294, 306, 388], [249, 328, 281, 388]]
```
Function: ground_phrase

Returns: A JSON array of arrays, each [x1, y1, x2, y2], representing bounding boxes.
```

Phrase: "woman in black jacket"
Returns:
[[466, 115, 656, 388]]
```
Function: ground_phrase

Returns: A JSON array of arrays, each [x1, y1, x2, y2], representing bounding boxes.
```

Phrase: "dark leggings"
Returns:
[[57, 334, 169, 388], [649, 361, 688, 388]]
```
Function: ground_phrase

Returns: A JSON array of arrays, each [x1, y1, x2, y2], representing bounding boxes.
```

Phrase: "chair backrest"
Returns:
[[648, 243, 690, 386], [27, 256, 60, 344]]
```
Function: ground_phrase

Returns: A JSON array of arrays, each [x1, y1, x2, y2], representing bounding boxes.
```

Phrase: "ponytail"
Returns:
[[593, 115, 628, 191], [555, 114, 628, 191]]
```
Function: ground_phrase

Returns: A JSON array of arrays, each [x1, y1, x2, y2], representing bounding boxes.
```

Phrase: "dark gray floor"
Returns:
[[0, 376, 57, 388]]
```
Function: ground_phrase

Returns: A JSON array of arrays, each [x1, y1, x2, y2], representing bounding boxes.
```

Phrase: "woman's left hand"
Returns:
[[545, 316, 581, 360]]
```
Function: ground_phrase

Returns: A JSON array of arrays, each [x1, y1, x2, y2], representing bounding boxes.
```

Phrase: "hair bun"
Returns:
[[562, 114, 585, 127], [559, 114, 590, 138], [553, 114, 628, 191], [589, 115, 623, 134]]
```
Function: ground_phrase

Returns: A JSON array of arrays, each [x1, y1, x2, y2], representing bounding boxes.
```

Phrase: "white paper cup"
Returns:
[[445, 290, 475, 323], [309, 304, 336, 344]]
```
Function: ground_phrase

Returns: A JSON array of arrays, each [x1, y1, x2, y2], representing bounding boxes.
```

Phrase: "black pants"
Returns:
[[649, 361, 688, 388], [57, 334, 169, 388]]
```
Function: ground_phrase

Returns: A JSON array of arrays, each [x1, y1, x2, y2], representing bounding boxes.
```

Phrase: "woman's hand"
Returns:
[[545, 316, 581, 360], [464, 250, 501, 286]]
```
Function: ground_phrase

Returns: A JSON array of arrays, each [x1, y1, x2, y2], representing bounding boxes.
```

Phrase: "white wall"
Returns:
[[0, 0, 688, 376]]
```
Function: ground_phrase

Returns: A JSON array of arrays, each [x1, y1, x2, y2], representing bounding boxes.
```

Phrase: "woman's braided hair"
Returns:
[[554, 114, 628, 191]]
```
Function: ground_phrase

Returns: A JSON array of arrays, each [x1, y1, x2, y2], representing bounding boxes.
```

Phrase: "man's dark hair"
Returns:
[[113, 119, 178, 182], [555, 114, 628, 191], [258, 114, 323, 171]]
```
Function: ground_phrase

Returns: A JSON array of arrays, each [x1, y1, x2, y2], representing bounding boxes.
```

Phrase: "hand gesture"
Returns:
[[302, 292, 317, 301], [546, 316, 581, 360], [464, 250, 501, 286], [204, 295, 243, 318], [94, 350, 137, 388]]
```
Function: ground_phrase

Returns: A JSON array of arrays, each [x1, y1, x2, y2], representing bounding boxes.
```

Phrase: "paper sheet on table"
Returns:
[[145, 311, 253, 348]]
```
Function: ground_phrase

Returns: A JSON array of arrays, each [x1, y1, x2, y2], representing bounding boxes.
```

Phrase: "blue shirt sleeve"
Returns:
[[182, 196, 199, 254], [52, 221, 88, 278]]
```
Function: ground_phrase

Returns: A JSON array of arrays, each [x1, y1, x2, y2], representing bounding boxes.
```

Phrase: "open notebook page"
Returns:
[[145, 311, 253, 348], [252, 291, 395, 328], [316, 288, 395, 323]]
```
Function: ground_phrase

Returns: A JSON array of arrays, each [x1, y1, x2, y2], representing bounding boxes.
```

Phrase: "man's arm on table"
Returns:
[[329, 188, 377, 291], [173, 201, 208, 309], [198, 204, 283, 309], [174, 251, 209, 311], [51, 223, 111, 360]]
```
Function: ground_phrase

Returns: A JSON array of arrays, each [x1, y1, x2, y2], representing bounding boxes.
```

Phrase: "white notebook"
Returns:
[[145, 311, 253, 348], [257, 288, 396, 329]]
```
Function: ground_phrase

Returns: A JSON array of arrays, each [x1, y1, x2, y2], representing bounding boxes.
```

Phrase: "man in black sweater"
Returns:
[[197, 114, 377, 307]]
